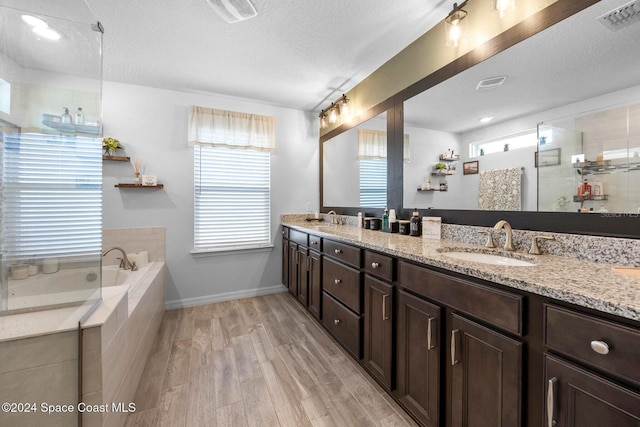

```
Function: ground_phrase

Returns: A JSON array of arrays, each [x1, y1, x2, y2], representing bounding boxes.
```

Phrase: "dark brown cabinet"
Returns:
[[297, 247, 309, 306], [450, 314, 523, 427], [363, 275, 394, 390], [544, 354, 640, 427], [288, 243, 299, 297], [308, 250, 322, 320], [281, 237, 289, 288], [396, 290, 441, 427]]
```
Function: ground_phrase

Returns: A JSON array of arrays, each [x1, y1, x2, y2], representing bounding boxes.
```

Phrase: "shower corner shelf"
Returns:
[[115, 183, 164, 189]]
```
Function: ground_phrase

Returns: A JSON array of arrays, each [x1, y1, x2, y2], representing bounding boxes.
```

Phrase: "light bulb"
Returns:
[[449, 24, 461, 47], [329, 108, 337, 124], [320, 115, 327, 129], [341, 102, 350, 119]]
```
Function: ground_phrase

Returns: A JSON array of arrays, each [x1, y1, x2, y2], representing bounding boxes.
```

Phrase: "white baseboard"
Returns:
[[165, 285, 287, 310]]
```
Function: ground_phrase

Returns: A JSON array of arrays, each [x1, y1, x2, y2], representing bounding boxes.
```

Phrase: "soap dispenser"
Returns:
[[382, 207, 389, 232], [61, 107, 72, 124]]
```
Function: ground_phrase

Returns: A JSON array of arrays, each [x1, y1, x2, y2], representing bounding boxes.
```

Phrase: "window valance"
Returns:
[[357, 128, 411, 161], [188, 106, 276, 153]]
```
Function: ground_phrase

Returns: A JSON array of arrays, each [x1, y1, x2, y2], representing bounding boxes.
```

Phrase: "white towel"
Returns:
[[478, 167, 522, 211]]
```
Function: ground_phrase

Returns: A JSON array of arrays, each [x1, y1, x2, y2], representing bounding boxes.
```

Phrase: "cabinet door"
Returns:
[[297, 247, 309, 306], [288, 244, 298, 296], [282, 238, 289, 288], [308, 251, 322, 320], [363, 276, 393, 390], [450, 314, 522, 427], [545, 354, 640, 427], [396, 290, 441, 427]]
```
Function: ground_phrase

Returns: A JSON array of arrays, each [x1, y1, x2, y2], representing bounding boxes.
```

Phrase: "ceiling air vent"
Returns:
[[476, 76, 507, 90], [597, 0, 640, 32]]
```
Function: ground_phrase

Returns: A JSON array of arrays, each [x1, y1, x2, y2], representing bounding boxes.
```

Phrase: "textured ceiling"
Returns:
[[78, 0, 451, 111], [404, 0, 640, 133]]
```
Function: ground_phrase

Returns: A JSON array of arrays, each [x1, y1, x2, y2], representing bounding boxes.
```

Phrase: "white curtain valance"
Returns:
[[357, 128, 411, 161], [188, 106, 276, 153]]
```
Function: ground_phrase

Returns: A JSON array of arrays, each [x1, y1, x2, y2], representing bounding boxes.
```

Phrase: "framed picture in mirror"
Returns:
[[463, 160, 479, 175], [535, 148, 561, 167]]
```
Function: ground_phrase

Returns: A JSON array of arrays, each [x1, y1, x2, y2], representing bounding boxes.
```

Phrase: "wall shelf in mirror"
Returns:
[[102, 155, 130, 162], [575, 161, 640, 175], [431, 171, 454, 176], [573, 195, 608, 202], [42, 114, 101, 135], [115, 184, 164, 189]]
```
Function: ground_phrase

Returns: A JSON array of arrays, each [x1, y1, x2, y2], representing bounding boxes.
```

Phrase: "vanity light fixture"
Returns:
[[493, 0, 515, 18], [319, 109, 328, 129], [339, 94, 350, 120], [328, 103, 338, 124], [21, 14, 61, 40], [445, 2, 468, 47]]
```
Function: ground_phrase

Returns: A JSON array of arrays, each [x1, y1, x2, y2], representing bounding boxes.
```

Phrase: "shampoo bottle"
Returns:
[[61, 107, 72, 124]]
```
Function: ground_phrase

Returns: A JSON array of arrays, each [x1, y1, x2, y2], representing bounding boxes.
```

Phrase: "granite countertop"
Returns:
[[282, 220, 640, 322]]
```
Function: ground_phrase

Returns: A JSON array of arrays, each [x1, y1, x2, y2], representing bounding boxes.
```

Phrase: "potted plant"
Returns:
[[102, 137, 122, 156], [435, 162, 447, 174]]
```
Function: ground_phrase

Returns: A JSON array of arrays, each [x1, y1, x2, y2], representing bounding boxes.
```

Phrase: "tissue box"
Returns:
[[422, 217, 442, 239]]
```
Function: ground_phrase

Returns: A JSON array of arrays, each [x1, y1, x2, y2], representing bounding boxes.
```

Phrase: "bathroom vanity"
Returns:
[[281, 219, 640, 427]]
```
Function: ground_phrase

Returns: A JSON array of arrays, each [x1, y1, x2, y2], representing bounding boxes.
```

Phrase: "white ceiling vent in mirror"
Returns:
[[597, 0, 640, 32], [476, 76, 507, 90], [206, 0, 257, 23]]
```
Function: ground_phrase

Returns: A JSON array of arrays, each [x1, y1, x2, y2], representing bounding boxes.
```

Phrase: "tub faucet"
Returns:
[[493, 220, 516, 251], [101, 247, 137, 270]]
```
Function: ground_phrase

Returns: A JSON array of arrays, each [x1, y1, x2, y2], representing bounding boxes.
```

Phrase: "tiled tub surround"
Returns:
[[82, 227, 167, 427], [281, 216, 640, 321]]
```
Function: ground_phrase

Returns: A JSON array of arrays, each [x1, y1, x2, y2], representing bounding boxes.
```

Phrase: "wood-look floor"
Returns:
[[124, 291, 418, 427]]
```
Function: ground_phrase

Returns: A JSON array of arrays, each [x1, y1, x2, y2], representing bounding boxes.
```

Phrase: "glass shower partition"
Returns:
[[0, 2, 102, 425]]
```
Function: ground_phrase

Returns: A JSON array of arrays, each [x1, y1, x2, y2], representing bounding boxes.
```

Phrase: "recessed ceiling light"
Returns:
[[476, 76, 507, 90], [21, 14, 48, 28], [206, 0, 257, 23], [33, 26, 61, 41], [480, 117, 494, 124]]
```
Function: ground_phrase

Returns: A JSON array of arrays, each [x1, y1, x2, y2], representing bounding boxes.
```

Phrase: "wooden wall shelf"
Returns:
[[103, 155, 131, 162], [115, 184, 164, 189]]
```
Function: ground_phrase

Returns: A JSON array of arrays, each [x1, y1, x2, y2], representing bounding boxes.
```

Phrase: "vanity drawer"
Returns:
[[398, 261, 523, 336], [545, 304, 640, 386], [364, 250, 395, 282], [323, 292, 362, 359], [323, 239, 361, 268], [308, 234, 322, 250], [289, 229, 308, 247], [323, 257, 362, 313], [281, 226, 289, 239]]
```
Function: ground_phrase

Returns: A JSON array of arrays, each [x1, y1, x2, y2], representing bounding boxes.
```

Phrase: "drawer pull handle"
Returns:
[[334, 319, 341, 325], [334, 279, 341, 285], [334, 249, 342, 254], [547, 377, 557, 427], [451, 329, 459, 366], [371, 262, 380, 269], [427, 317, 435, 350], [382, 294, 389, 320], [590, 340, 610, 355], [311, 241, 318, 245]]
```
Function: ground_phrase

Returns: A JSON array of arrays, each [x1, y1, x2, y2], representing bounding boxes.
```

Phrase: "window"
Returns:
[[189, 106, 275, 252], [1, 133, 102, 262], [359, 158, 387, 207], [469, 127, 551, 157]]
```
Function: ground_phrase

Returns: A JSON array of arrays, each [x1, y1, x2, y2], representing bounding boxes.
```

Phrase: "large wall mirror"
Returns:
[[320, 0, 640, 237], [403, 0, 640, 215]]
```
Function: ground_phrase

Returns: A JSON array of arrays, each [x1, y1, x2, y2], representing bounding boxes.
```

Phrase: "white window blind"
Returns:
[[194, 146, 271, 251], [1, 133, 102, 262], [359, 158, 387, 208]]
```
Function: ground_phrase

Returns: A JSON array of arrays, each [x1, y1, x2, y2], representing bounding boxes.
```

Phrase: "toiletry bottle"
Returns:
[[357, 212, 363, 228], [382, 207, 389, 232], [61, 107, 72, 124], [75, 107, 84, 125], [410, 209, 421, 236], [582, 179, 592, 200]]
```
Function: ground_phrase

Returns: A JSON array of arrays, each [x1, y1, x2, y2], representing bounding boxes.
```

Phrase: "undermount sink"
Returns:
[[437, 248, 537, 267]]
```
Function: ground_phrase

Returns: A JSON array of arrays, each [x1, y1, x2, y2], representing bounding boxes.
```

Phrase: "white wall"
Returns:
[[101, 82, 319, 307]]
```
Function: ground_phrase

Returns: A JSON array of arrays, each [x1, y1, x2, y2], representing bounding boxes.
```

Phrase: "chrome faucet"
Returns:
[[493, 220, 516, 251], [101, 246, 137, 270], [327, 210, 337, 224]]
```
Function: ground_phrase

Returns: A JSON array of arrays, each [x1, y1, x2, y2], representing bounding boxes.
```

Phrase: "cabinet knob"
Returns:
[[311, 241, 318, 245], [590, 340, 610, 355], [334, 279, 341, 285], [371, 262, 380, 269], [334, 249, 342, 254], [334, 319, 341, 325]]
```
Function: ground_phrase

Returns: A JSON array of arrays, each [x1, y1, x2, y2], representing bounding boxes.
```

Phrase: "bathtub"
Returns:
[[102, 263, 153, 294]]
